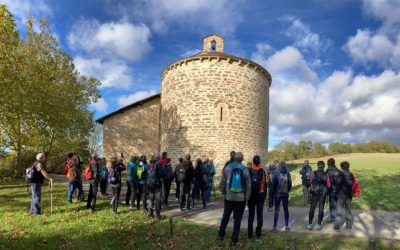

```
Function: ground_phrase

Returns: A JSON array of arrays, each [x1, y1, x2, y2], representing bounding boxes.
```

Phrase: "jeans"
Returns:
[[111, 184, 121, 213], [179, 182, 191, 209], [308, 194, 327, 225], [162, 179, 172, 205], [87, 180, 98, 210], [129, 181, 137, 208], [205, 179, 213, 202], [100, 179, 107, 195], [248, 193, 266, 237], [334, 197, 353, 230], [67, 181, 82, 202], [302, 184, 311, 204], [328, 193, 338, 220], [218, 200, 246, 244], [148, 186, 161, 217], [274, 194, 289, 228], [30, 183, 42, 215]]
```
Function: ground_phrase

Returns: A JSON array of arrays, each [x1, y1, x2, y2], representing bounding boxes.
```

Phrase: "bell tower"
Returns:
[[203, 34, 224, 53]]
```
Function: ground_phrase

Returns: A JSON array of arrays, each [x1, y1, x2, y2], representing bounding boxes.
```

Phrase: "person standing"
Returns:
[[178, 154, 194, 211], [29, 153, 53, 215], [272, 160, 292, 231], [266, 160, 278, 211], [247, 155, 267, 240], [86, 153, 100, 212], [159, 152, 173, 207], [299, 160, 312, 205], [326, 158, 341, 223], [109, 156, 126, 215], [334, 161, 355, 232], [136, 155, 149, 210], [307, 161, 331, 230], [99, 158, 108, 196], [67, 156, 82, 203], [222, 151, 236, 173], [147, 155, 163, 220], [174, 158, 183, 201], [127, 156, 139, 209], [203, 159, 216, 202], [192, 159, 207, 209], [218, 152, 251, 246]]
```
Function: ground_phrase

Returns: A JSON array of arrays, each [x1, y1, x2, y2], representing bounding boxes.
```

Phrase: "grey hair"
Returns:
[[36, 153, 45, 161]]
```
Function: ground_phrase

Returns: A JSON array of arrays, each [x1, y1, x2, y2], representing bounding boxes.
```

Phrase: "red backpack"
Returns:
[[352, 178, 361, 198], [64, 159, 73, 174], [84, 165, 93, 180]]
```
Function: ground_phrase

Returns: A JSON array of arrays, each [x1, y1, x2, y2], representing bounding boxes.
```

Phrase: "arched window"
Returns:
[[214, 101, 230, 123], [220, 106, 223, 121], [210, 40, 216, 52]]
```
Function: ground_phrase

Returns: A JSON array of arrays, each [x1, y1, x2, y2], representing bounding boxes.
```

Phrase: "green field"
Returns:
[[1, 180, 399, 250], [288, 153, 400, 211]]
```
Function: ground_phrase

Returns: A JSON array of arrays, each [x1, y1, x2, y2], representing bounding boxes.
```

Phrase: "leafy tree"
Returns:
[[0, 6, 100, 173], [312, 143, 327, 157]]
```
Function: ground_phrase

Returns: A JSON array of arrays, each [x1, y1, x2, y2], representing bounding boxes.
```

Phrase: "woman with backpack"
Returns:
[[247, 155, 267, 240], [307, 160, 331, 230], [147, 155, 163, 220], [99, 158, 108, 196], [109, 156, 126, 215], [272, 160, 292, 231]]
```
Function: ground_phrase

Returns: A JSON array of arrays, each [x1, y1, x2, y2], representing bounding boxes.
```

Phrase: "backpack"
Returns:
[[249, 168, 264, 193], [108, 167, 118, 185], [202, 166, 209, 185], [67, 167, 81, 182], [64, 159, 73, 175], [302, 166, 312, 180], [229, 164, 245, 193], [137, 164, 145, 180], [278, 173, 289, 195], [84, 165, 93, 180], [147, 164, 161, 187], [310, 171, 326, 195], [352, 178, 361, 198], [25, 162, 44, 184]]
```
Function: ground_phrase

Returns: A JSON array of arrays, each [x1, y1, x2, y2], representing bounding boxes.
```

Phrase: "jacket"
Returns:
[[326, 165, 341, 194], [272, 166, 292, 196], [337, 170, 354, 199], [219, 162, 252, 202]]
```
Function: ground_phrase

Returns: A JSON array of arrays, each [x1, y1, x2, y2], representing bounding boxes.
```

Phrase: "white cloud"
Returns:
[[283, 16, 331, 52], [68, 18, 151, 62], [91, 98, 109, 113], [74, 56, 134, 89], [1, 0, 51, 24], [362, 0, 400, 34], [121, 0, 244, 36], [253, 45, 318, 83], [116, 90, 159, 107]]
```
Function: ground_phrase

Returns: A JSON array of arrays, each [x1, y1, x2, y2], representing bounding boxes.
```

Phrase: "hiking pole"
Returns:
[[50, 180, 53, 215]]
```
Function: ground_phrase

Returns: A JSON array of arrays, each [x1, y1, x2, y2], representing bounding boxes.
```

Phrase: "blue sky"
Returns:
[[2, 0, 400, 149]]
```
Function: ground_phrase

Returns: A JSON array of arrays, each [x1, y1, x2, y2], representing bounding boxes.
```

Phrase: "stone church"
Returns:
[[96, 35, 272, 170]]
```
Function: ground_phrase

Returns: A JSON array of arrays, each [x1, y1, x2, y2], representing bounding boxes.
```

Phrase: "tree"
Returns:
[[296, 140, 313, 158], [0, 6, 100, 173], [313, 143, 327, 157]]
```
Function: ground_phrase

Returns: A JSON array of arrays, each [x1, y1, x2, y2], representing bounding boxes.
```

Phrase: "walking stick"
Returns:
[[50, 181, 53, 215]]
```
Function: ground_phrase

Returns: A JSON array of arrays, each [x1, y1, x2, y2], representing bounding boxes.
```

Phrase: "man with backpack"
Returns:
[[127, 156, 139, 209], [247, 155, 267, 240], [218, 152, 251, 246], [334, 161, 355, 232], [99, 158, 109, 196], [326, 158, 341, 223], [307, 161, 331, 230], [109, 156, 126, 215], [272, 160, 292, 231], [147, 155, 163, 220], [177, 154, 194, 211], [86, 153, 100, 212], [203, 158, 216, 203], [192, 158, 207, 209], [27, 153, 53, 215], [299, 160, 312, 205], [67, 156, 82, 203], [136, 155, 149, 210], [159, 152, 174, 207]]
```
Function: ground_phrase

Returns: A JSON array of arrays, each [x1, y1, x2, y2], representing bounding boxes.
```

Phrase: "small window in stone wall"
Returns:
[[214, 101, 230, 123], [211, 40, 216, 52]]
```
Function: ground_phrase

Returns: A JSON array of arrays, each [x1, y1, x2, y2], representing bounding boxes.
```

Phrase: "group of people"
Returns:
[[64, 152, 217, 219], [218, 151, 357, 246], [27, 151, 357, 247]]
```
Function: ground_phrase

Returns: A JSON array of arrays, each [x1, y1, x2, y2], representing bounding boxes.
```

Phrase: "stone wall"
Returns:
[[161, 55, 271, 172], [102, 97, 161, 162]]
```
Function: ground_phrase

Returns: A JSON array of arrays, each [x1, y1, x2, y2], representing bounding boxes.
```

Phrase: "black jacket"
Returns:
[[337, 170, 354, 199], [177, 160, 193, 183], [326, 165, 341, 194]]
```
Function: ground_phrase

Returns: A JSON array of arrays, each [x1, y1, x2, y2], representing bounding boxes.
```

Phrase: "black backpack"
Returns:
[[249, 168, 264, 193], [310, 171, 326, 195], [201, 166, 210, 185], [25, 162, 44, 184], [147, 164, 161, 187]]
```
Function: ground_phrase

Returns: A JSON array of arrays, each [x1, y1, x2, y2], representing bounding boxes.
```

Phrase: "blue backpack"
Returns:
[[229, 164, 245, 193]]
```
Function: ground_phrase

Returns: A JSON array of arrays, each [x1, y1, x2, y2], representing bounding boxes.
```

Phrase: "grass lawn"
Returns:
[[1, 179, 399, 249], [288, 153, 400, 211]]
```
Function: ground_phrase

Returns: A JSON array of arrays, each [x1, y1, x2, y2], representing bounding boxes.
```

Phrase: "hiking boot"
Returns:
[[316, 224, 323, 230], [345, 227, 352, 233], [306, 224, 313, 230]]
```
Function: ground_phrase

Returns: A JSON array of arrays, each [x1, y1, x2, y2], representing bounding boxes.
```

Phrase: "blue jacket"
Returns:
[[127, 162, 137, 182], [272, 166, 292, 196]]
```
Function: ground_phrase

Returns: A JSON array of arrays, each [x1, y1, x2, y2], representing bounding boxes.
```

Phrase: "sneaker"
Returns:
[[316, 224, 322, 230], [255, 236, 261, 242], [328, 218, 335, 223], [345, 228, 352, 233], [285, 227, 290, 231], [306, 224, 313, 230], [334, 227, 340, 232], [178, 208, 183, 212]]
